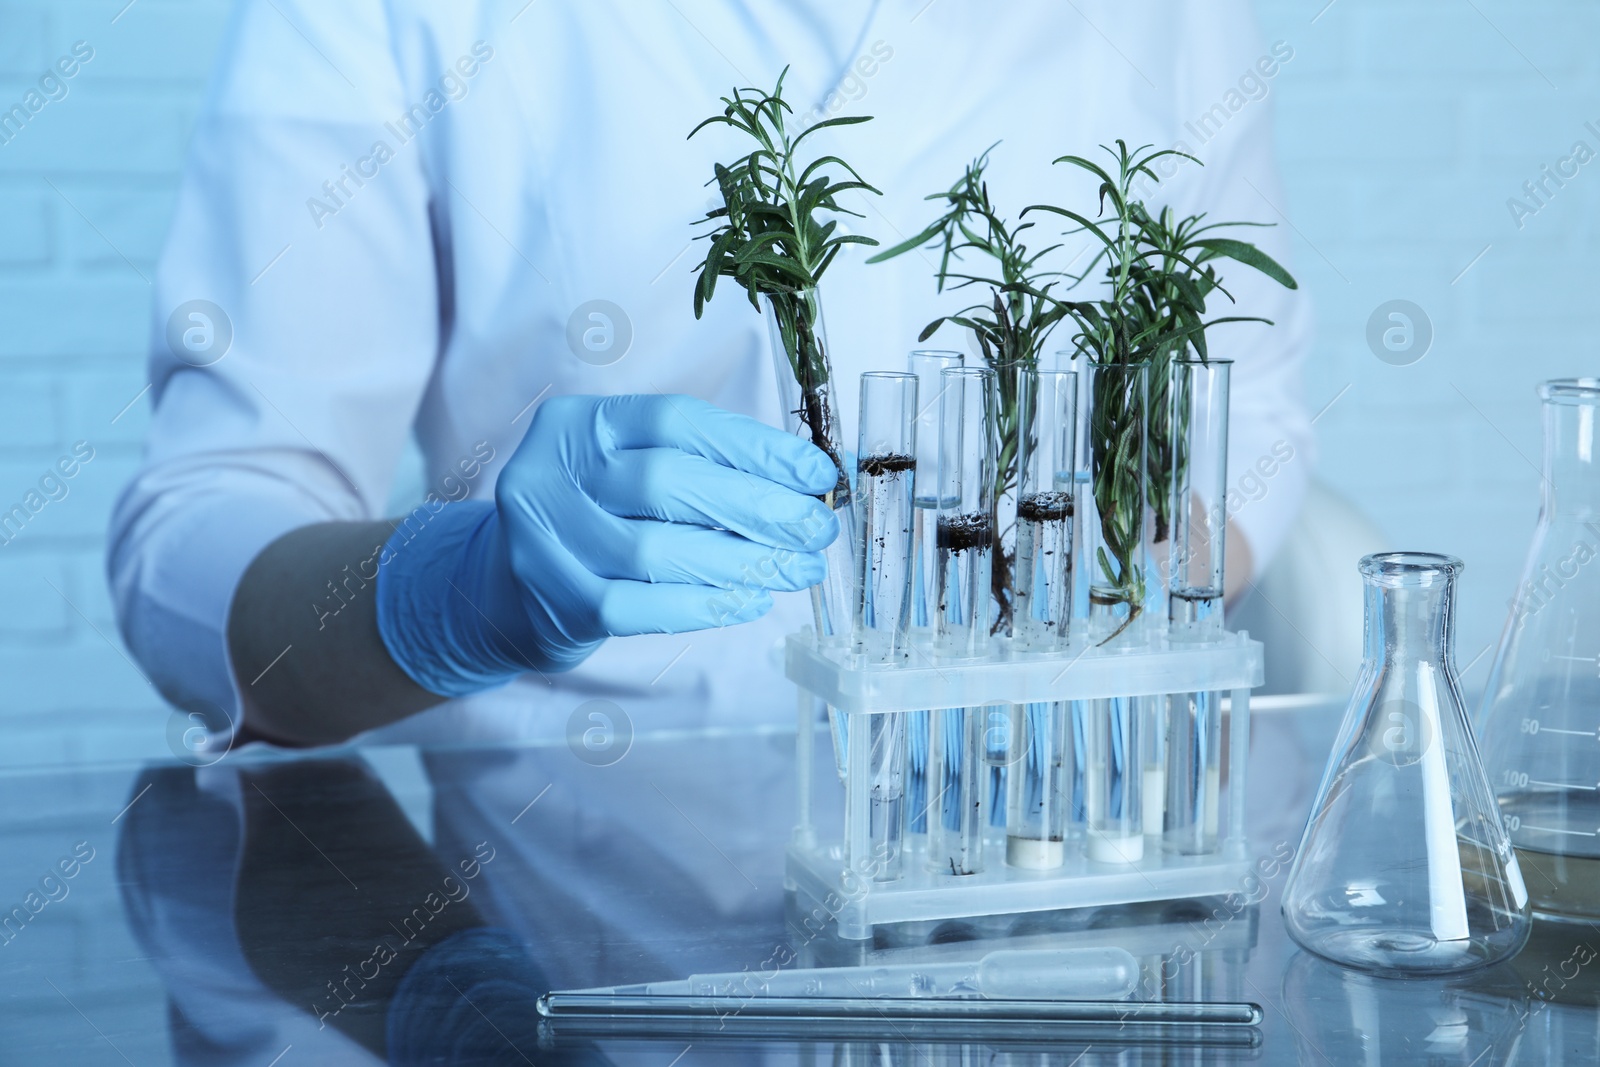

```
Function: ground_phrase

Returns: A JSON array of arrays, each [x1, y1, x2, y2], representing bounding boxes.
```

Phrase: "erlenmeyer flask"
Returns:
[[1479, 379, 1600, 920], [1283, 552, 1530, 976]]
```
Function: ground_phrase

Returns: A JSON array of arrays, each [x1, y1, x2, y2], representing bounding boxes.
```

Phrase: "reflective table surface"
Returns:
[[2, 698, 1598, 1065]]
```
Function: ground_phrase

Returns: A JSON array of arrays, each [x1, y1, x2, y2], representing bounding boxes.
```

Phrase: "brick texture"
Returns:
[[1256, 0, 1592, 683], [0, 0, 230, 766]]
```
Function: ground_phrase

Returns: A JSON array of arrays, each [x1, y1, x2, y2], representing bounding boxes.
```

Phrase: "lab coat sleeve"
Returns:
[[1167, 12, 1315, 576], [107, 0, 441, 724]]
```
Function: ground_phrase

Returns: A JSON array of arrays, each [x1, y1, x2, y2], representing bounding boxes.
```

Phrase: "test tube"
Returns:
[[909, 351, 965, 627], [906, 350, 962, 838], [1056, 350, 1096, 847], [1085, 692, 1144, 864], [1141, 700, 1166, 841], [847, 372, 917, 881], [1165, 357, 1230, 855], [854, 371, 918, 661], [1007, 370, 1077, 869], [1013, 369, 1078, 651], [1083, 361, 1150, 864], [933, 367, 996, 659], [929, 367, 996, 876]]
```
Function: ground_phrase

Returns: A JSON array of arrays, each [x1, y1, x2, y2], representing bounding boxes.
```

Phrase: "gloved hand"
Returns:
[[376, 394, 840, 696]]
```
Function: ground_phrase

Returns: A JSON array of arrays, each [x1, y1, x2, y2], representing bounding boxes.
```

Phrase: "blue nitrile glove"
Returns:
[[376, 394, 840, 696]]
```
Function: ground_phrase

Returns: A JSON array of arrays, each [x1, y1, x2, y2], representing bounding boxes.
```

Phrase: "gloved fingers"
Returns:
[[587, 449, 839, 551], [594, 578, 776, 636], [569, 517, 827, 590], [594, 394, 839, 496]]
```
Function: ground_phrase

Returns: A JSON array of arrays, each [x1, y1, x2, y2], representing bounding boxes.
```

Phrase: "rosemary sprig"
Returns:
[[1123, 205, 1296, 546], [1030, 141, 1296, 634], [867, 149, 1073, 635], [689, 68, 880, 503]]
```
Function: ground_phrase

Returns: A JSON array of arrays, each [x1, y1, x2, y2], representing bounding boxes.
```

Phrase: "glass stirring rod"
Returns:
[[559, 946, 1139, 1000]]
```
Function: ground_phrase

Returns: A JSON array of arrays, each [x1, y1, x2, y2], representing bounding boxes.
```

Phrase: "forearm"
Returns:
[[227, 521, 443, 746]]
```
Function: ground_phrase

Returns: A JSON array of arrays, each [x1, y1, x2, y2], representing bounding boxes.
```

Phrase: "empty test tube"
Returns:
[[847, 371, 918, 880], [1165, 357, 1231, 855], [1056, 350, 1097, 849], [929, 367, 996, 876], [1007, 369, 1078, 869], [905, 351, 963, 837]]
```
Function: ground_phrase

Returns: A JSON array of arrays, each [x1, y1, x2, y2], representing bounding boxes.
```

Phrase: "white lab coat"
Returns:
[[108, 0, 1312, 741]]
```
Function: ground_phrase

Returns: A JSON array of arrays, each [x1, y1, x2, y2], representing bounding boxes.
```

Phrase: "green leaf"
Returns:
[[790, 113, 874, 150], [864, 220, 949, 263], [1190, 238, 1298, 290]]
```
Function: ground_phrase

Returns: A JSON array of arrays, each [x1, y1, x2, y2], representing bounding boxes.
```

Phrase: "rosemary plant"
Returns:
[[1125, 204, 1297, 547], [690, 69, 880, 505], [866, 149, 1073, 635], [1029, 142, 1296, 633]]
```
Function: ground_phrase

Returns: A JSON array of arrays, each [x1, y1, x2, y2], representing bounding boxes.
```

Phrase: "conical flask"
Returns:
[[1478, 379, 1600, 920], [1283, 552, 1530, 976]]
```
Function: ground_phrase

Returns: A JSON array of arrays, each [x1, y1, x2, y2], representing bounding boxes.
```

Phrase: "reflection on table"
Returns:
[[102, 704, 1600, 1064]]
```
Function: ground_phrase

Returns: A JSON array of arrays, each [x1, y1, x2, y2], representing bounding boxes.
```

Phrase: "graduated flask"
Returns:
[[1479, 379, 1600, 920], [1283, 553, 1529, 976]]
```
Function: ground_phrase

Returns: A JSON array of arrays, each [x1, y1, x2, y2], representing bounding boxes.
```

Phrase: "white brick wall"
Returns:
[[0, 0, 231, 766], [0, 0, 1590, 764], [1257, 0, 1595, 685]]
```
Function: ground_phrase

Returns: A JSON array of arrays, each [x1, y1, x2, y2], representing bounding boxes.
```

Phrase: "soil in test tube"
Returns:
[[936, 513, 992, 631], [1170, 587, 1223, 622], [856, 454, 916, 648], [936, 513, 994, 551], [1017, 491, 1073, 645]]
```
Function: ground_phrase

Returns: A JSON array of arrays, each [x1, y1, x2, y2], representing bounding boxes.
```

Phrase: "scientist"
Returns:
[[109, 0, 1311, 749]]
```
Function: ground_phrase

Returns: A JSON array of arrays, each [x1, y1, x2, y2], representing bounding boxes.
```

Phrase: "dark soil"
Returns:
[[1018, 491, 1073, 522], [937, 512, 993, 552], [858, 452, 916, 477]]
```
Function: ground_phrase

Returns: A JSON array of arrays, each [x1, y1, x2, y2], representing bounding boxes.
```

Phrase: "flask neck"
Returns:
[[1541, 390, 1600, 520], [1362, 570, 1457, 669]]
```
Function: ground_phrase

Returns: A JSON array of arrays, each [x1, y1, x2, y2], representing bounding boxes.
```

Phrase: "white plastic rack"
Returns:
[[785, 628, 1264, 940]]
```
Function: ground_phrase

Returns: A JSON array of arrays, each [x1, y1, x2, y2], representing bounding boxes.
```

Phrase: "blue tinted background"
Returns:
[[0, 0, 1586, 764]]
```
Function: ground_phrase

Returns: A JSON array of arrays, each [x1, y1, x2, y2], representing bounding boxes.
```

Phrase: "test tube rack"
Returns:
[[786, 628, 1263, 941]]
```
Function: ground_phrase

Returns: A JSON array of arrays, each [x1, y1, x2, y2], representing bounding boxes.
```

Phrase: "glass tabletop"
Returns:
[[0, 698, 1595, 1065]]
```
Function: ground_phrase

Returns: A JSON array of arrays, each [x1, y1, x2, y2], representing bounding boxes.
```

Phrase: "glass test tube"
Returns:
[[905, 351, 961, 837], [1055, 350, 1096, 846], [1007, 370, 1078, 869], [1085, 684, 1144, 864], [854, 371, 918, 661], [848, 372, 918, 880], [1165, 357, 1231, 855], [1013, 370, 1078, 650], [1084, 362, 1152, 864], [765, 290, 854, 782], [929, 367, 996, 876]]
